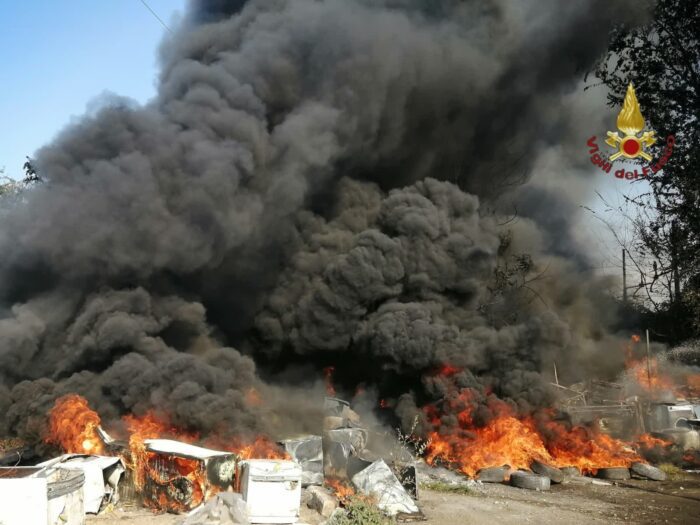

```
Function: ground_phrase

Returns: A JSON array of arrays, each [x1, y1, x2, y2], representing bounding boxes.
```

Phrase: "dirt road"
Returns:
[[87, 473, 700, 525]]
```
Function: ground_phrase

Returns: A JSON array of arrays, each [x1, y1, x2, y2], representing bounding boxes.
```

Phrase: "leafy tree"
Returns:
[[0, 157, 41, 205], [22, 156, 40, 184], [595, 0, 700, 340]]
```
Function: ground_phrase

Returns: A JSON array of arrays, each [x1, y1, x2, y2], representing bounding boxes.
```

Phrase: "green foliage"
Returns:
[[420, 481, 474, 495], [327, 497, 395, 525], [0, 157, 41, 205], [658, 463, 684, 480], [22, 156, 40, 184], [0, 174, 23, 199], [595, 0, 700, 340]]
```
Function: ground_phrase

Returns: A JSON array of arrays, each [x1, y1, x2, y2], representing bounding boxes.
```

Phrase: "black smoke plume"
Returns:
[[0, 0, 649, 447]]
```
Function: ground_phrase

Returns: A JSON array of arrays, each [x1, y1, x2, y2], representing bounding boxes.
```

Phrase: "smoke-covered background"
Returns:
[[0, 0, 651, 447]]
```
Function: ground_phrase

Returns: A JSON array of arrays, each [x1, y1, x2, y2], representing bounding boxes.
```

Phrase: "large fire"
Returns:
[[424, 386, 643, 477], [46, 394, 105, 455], [625, 335, 675, 394], [624, 334, 700, 398], [45, 394, 287, 512], [121, 410, 202, 511]]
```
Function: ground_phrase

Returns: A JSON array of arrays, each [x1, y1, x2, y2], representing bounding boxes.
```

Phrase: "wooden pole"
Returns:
[[671, 220, 681, 303], [622, 248, 628, 304], [646, 329, 652, 390]]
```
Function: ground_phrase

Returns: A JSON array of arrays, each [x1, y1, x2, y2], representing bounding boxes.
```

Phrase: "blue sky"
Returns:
[[0, 0, 186, 178]]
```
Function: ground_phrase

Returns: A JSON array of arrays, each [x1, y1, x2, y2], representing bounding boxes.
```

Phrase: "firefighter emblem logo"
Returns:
[[605, 83, 656, 162]]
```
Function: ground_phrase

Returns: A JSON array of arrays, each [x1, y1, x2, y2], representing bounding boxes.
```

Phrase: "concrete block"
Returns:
[[307, 486, 338, 517]]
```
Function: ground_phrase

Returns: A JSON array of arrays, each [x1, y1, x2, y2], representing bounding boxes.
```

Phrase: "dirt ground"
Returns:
[[86, 473, 700, 525]]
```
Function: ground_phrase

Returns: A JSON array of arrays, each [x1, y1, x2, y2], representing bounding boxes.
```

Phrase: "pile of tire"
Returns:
[[530, 460, 564, 484], [510, 471, 550, 491], [47, 468, 85, 500], [630, 462, 667, 481]]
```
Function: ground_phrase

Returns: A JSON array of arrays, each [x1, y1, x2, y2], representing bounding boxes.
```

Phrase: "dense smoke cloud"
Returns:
[[0, 0, 648, 445], [254, 177, 624, 413]]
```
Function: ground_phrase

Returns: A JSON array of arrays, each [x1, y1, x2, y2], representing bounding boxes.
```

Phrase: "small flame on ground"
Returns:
[[324, 366, 337, 396], [325, 477, 355, 503], [636, 433, 672, 451], [206, 435, 289, 460], [683, 451, 700, 466]]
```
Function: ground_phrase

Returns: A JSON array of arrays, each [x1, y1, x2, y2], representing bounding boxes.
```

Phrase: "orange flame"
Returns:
[[324, 366, 337, 396], [636, 433, 672, 451], [326, 477, 355, 503], [436, 364, 462, 377], [683, 451, 700, 466], [424, 387, 643, 477], [122, 411, 199, 493], [45, 394, 104, 455], [676, 373, 700, 399], [245, 387, 263, 407], [624, 335, 688, 396], [205, 435, 289, 460], [46, 397, 287, 513]]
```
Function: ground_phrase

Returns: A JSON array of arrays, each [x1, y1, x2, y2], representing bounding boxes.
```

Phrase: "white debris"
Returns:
[[38, 454, 124, 513], [351, 459, 420, 517], [181, 493, 251, 525], [0, 467, 51, 525], [144, 439, 231, 460], [239, 459, 302, 524]]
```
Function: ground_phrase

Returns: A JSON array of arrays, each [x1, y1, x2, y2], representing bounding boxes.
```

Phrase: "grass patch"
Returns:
[[658, 463, 684, 480], [420, 481, 474, 495], [327, 496, 396, 525]]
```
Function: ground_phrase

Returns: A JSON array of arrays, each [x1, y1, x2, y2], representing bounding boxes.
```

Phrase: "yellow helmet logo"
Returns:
[[605, 83, 656, 161]]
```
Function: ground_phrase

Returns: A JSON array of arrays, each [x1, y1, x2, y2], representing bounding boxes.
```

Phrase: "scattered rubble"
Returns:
[[181, 493, 250, 525], [0, 438, 28, 466], [306, 486, 338, 517], [39, 454, 124, 513], [3, 392, 697, 524], [415, 460, 475, 489], [280, 435, 323, 486], [351, 459, 421, 517]]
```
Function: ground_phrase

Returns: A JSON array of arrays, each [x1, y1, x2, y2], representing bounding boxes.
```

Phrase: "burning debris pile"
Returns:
[[3, 386, 695, 525], [1, 0, 700, 522], [44, 394, 288, 513], [423, 384, 642, 478]]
